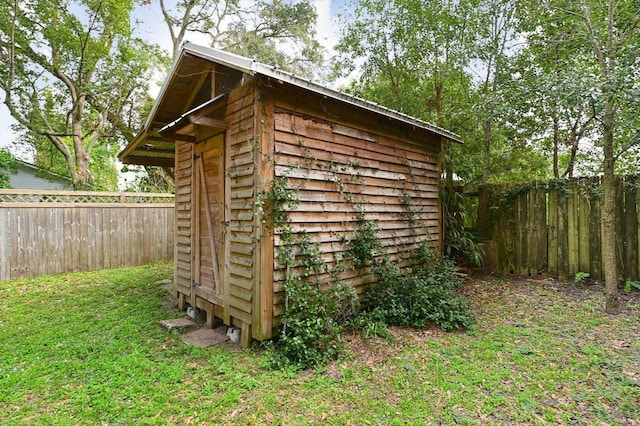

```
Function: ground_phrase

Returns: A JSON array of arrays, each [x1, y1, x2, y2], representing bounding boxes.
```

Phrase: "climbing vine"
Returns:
[[258, 133, 474, 369], [260, 175, 358, 370]]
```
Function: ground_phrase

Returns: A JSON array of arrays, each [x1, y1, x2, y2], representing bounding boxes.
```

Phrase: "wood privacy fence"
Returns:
[[0, 190, 174, 281], [475, 176, 640, 281]]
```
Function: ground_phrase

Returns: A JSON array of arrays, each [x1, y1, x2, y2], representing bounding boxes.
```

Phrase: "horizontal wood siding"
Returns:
[[271, 110, 442, 320], [225, 83, 257, 325], [0, 192, 174, 281], [175, 142, 194, 294]]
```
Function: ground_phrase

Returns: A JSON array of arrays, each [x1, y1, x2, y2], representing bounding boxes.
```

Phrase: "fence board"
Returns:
[[0, 190, 174, 281], [615, 176, 625, 277], [567, 184, 579, 276], [534, 188, 548, 274], [578, 185, 590, 274], [548, 189, 558, 277], [475, 177, 640, 282], [557, 190, 569, 279], [588, 185, 603, 280], [624, 177, 638, 281]]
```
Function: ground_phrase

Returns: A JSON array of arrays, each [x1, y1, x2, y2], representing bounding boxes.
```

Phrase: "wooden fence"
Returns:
[[475, 176, 639, 281], [0, 190, 174, 281]]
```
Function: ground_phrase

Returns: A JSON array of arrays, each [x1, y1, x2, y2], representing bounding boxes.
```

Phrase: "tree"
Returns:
[[159, 0, 239, 59], [536, 0, 639, 313], [221, 0, 324, 77], [502, 0, 599, 179], [473, 0, 518, 184], [158, 0, 323, 77], [121, 163, 175, 193], [0, 0, 164, 189], [335, 0, 548, 185], [574, 0, 639, 314], [0, 149, 17, 188]]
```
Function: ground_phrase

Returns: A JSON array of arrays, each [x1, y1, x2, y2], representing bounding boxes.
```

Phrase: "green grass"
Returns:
[[1, 264, 638, 425]]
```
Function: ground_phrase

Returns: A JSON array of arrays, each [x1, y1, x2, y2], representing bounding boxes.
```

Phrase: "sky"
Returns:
[[0, 0, 350, 160]]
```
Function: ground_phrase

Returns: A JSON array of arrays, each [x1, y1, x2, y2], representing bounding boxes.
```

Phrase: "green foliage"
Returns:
[[362, 241, 475, 332], [256, 175, 300, 230], [266, 277, 358, 370], [0, 149, 17, 188], [350, 217, 475, 332], [266, 230, 360, 369], [349, 212, 386, 268], [30, 132, 121, 190], [442, 187, 484, 266], [624, 281, 640, 293], [121, 165, 175, 193], [261, 176, 357, 370], [0, 0, 165, 188], [222, 0, 324, 78], [574, 272, 591, 283], [334, 0, 551, 185]]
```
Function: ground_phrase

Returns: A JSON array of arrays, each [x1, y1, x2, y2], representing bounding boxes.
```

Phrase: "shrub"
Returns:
[[358, 235, 475, 332], [265, 279, 359, 370], [266, 228, 360, 370]]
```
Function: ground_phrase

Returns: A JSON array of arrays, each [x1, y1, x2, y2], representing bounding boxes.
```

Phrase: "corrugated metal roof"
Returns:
[[182, 43, 463, 144], [119, 43, 462, 167]]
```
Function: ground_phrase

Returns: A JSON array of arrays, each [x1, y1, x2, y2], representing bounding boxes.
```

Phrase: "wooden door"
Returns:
[[193, 134, 225, 305]]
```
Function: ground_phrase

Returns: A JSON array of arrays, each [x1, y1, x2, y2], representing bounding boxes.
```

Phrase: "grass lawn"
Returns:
[[1, 263, 638, 425]]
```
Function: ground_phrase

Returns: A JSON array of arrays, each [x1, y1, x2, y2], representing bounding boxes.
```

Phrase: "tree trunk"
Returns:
[[71, 97, 92, 189], [563, 134, 579, 179], [602, 104, 619, 314], [552, 117, 559, 178], [482, 117, 492, 184]]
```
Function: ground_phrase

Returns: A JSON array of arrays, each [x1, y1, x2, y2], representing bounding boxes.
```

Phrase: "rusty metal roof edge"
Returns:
[[183, 42, 463, 144]]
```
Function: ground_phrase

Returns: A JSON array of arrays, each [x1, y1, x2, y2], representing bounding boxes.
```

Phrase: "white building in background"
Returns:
[[8, 160, 73, 190]]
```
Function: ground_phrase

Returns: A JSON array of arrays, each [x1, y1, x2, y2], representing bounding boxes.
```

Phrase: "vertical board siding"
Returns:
[[0, 192, 174, 281], [226, 83, 256, 325], [476, 176, 640, 281], [175, 141, 194, 295], [271, 111, 442, 318]]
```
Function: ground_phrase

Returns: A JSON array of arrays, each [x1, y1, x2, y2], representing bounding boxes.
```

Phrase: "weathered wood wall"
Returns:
[[174, 141, 195, 299], [172, 77, 445, 341], [173, 81, 257, 332], [0, 190, 174, 281], [476, 176, 640, 281], [225, 82, 257, 327], [271, 108, 442, 320]]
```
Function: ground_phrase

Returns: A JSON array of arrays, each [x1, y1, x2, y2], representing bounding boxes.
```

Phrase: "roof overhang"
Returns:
[[119, 42, 462, 167], [159, 92, 229, 143]]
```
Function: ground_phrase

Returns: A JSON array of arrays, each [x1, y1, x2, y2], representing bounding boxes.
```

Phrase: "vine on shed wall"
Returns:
[[256, 129, 472, 369]]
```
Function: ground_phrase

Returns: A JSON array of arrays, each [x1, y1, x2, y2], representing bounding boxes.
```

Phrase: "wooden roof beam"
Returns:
[[120, 156, 175, 167]]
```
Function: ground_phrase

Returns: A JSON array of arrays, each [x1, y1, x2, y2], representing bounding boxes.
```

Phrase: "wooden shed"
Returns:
[[119, 43, 462, 346]]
